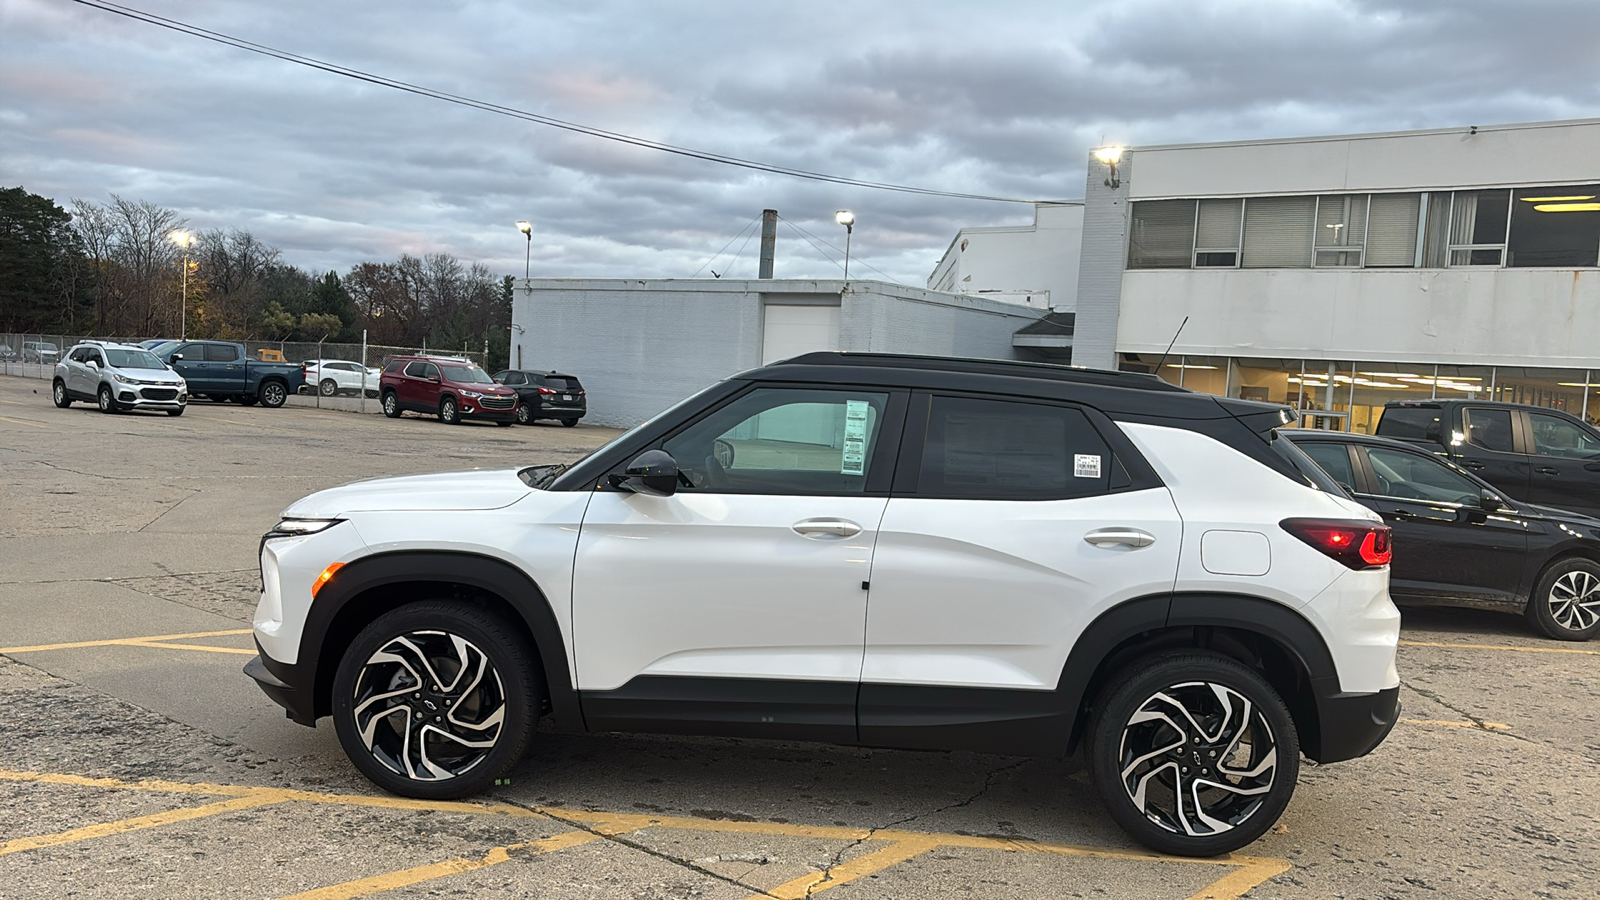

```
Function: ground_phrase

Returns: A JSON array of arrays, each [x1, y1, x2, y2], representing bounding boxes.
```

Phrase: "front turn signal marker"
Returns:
[[312, 562, 345, 599]]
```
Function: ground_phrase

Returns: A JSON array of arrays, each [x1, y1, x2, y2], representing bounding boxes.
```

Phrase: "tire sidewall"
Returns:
[[1527, 558, 1600, 640], [440, 397, 457, 424], [97, 385, 115, 413], [330, 602, 540, 800], [515, 404, 531, 425], [1087, 652, 1300, 857], [260, 382, 287, 408], [382, 391, 400, 417], [53, 380, 70, 407], [320, 379, 338, 396]]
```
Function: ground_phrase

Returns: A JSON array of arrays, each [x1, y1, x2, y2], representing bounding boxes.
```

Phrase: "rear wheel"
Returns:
[[320, 378, 338, 397], [560, 418, 578, 428], [330, 602, 540, 799], [1525, 558, 1600, 640], [382, 391, 401, 418], [97, 384, 117, 414], [1088, 652, 1298, 857], [439, 397, 459, 425], [259, 381, 287, 408], [52, 380, 71, 408]]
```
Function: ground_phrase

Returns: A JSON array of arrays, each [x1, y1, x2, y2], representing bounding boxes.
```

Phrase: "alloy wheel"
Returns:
[[349, 630, 507, 782], [262, 383, 286, 407], [1549, 570, 1600, 632], [320, 379, 338, 396], [1116, 681, 1278, 839]]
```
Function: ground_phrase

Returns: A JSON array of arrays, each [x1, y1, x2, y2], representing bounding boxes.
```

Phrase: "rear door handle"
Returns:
[[792, 518, 862, 539], [1537, 467, 1560, 476], [1084, 527, 1156, 548], [1462, 461, 1486, 470], [1585, 462, 1600, 472]]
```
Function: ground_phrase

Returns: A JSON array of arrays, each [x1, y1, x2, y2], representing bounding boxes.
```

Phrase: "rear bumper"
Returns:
[[1307, 683, 1400, 763], [245, 645, 318, 726]]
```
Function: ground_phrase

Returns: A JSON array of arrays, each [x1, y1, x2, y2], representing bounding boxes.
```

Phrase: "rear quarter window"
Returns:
[[1375, 406, 1442, 441]]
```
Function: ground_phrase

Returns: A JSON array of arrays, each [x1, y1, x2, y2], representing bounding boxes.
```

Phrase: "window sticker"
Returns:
[[1074, 454, 1103, 479], [841, 400, 870, 476]]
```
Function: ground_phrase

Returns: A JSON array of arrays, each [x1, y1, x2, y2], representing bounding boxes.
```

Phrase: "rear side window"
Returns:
[[918, 396, 1110, 500], [204, 343, 240, 362], [1463, 408, 1516, 452], [403, 361, 429, 378], [1297, 441, 1358, 493], [384, 359, 406, 373], [1375, 406, 1442, 441]]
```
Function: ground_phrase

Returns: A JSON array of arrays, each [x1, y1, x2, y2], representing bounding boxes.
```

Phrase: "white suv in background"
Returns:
[[246, 353, 1400, 856], [301, 359, 382, 397], [54, 341, 188, 416]]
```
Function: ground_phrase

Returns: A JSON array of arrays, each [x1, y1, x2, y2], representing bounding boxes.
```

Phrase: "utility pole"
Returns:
[[758, 209, 777, 278]]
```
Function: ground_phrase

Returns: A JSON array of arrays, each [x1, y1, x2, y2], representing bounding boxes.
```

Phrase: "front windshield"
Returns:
[[105, 349, 166, 370], [441, 365, 495, 384]]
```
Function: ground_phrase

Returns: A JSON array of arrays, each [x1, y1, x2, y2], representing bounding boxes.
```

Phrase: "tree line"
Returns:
[[0, 186, 513, 366]]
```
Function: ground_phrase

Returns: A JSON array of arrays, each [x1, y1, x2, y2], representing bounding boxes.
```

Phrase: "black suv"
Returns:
[[1375, 400, 1600, 518], [493, 369, 586, 426]]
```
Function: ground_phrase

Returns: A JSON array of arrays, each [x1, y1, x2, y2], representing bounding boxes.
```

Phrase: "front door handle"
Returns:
[[792, 518, 862, 539], [1462, 461, 1486, 470], [1537, 467, 1560, 476], [1084, 527, 1156, 548]]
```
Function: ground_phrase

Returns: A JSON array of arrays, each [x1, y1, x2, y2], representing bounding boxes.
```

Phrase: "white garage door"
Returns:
[[761, 304, 841, 365]]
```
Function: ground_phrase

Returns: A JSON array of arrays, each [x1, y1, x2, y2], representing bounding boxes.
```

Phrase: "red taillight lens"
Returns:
[[538, 387, 556, 395], [1280, 518, 1393, 570]]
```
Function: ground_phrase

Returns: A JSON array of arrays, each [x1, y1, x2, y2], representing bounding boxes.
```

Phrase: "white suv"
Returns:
[[247, 353, 1400, 856], [54, 341, 188, 415]]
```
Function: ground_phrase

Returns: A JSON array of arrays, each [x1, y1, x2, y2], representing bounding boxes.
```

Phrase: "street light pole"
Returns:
[[834, 210, 855, 281], [516, 220, 532, 279], [170, 231, 194, 339]]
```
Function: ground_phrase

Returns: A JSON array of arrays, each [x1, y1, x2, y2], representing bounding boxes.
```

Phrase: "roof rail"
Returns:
[[772, 351, 1188, 393]]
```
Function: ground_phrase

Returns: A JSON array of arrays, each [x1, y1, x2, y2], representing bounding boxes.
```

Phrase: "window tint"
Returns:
[[1298, 442, 1357, 493], [204, 343, 240, 362], [662, 388, 889, 495], [1462, 408, 1516, 452], [403, 361, 429, 378], [1375, 406, 1443, 441], [544, 376, 578, 390], [918, 396, 1111, 500], [1365, 447, 1482, 505], [1529, 414, 1600, 459], [384, 359, 406, 373], [421, 363, 439, 379], [498, 372, 524, 385]]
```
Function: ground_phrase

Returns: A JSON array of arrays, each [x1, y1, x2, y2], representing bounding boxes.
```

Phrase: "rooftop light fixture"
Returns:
[[1094, 146, 1125, 188]]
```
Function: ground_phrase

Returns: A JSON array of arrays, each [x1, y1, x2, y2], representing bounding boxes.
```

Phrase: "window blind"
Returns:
[[1366, 193, 1421, 266], [1241, 196, 1316, 268], [1195, 199, 1243, 249], [1128, 200, 1197, 269]]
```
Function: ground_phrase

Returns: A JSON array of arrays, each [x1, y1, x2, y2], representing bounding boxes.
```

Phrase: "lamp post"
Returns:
[[169, 231, 195, 339], [1093, 146, 1125, 189], [834, 210, 855, 281], [515, 220, 532, 279]]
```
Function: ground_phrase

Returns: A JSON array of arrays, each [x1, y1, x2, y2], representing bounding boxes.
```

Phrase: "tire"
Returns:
[[330, 602, 540, 799], [515, 404, 532, 425], [382, 391, 401, 418], [439, 396, 459, 425], [1525, 558, 1600, 640], [496, 420, 513, 427], [259, 381, 287, 408], [209, 395, 230, 403], [320, 378, 338, 397], [97, 384, 117, 414], [167, 407, 185, 417], [239, 396, 257, 406], [1087, 652, 1299, 857], [560, 418, 578, 428], [52, 380, 72, 408]]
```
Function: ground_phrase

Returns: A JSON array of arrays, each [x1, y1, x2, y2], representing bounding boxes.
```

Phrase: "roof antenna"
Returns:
[[1152, 316, 1189, 375]]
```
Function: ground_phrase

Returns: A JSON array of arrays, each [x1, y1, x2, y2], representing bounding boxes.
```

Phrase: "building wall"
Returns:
[[1072, 153, 1132, 369], [927, 203, 1083, 311], [1117, 268, 1600, 368], [840, 286, 1038, 359]]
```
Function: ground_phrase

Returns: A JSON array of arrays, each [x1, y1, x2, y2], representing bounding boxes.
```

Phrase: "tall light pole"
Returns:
[[515, 220, 532, 279], [170, 231, 194, 339], [834, 210, 855, 281]]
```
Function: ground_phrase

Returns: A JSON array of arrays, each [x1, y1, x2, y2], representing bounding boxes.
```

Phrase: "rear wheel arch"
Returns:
[[304, 551, 580, 732], [1060, 593, 1337, 761]]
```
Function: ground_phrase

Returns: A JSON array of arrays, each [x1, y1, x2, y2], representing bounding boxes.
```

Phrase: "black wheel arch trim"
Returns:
[[293, 550, 581, 732]]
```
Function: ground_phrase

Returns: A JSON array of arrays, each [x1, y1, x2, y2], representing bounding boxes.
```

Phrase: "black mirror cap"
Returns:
[[612, 449, 679, 497], [1479, 488, 1503, 511]]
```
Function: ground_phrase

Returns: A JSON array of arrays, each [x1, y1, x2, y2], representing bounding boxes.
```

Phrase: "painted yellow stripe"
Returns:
[[751, 837, 940, 899], [0, 413, 48, 428], [1400, 639, 1599, 656], [1187, 858, 1294, 900], [1402, 717, 1511, 731], [125, 640, 257, 656], [0, 794, 281, 856], [0, 629, 253, 654], [280, 830, 600, 900]]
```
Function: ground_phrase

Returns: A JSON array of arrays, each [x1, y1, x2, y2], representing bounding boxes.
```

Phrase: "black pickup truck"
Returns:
[[1375, 399, 1600, 518], [150, 340, 306, 408]]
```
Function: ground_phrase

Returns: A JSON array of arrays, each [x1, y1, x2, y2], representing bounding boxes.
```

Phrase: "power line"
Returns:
[[67, 0, 1059, 205], [779, 215, 907, 285], [690, 216, 760, 278]]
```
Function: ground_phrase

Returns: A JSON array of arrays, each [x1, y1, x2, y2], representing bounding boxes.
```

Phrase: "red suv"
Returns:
[[379, 356, 519, 425]]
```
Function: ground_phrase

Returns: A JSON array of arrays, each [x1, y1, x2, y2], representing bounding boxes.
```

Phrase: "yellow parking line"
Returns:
[[1400, 639, 1599, 656], [0, 794, 282, 856], [1186, 858, 1295, 900], [1401, 717, 1511, 731], [281, 831, 601, 900], [751, 837, 940, 899], [0, 413, 48, 428], [124, 640, 257, 656], [0, 629, 253, 654]]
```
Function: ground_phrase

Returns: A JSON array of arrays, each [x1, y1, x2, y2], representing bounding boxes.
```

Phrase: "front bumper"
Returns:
[[245, 645, 318, 726], [460, 400, 517, 421], [110, 383, 188, 410], [1307, 683, 1400, 763]]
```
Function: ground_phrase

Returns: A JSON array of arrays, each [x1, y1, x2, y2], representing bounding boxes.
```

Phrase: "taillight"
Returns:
[[538, 387, 556, 395], [1280, 518, 1392, 570]]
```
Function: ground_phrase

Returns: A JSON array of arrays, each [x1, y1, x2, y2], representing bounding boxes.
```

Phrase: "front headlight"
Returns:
[[265, 518, 344, 539], [460, 390, 484, 399]]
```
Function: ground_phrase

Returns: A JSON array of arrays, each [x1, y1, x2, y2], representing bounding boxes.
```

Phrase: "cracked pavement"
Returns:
[[3, 372, 1600, 898]]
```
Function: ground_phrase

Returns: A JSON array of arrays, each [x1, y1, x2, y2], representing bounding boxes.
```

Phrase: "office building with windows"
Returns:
[[1067, 118, 1599, 429]]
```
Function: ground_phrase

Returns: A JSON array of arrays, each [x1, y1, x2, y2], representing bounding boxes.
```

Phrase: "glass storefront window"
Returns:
[[1492, 368, 1591, 418]]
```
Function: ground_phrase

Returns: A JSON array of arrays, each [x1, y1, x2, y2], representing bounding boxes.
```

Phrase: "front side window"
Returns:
[[1529, 413, 1600, 459], [918, 396, 1111, 500], [402, 361, 429, 378], [1462, 408, 1516, 452], [1364, 447, 1482, 505], [662, 388, 889, 495]]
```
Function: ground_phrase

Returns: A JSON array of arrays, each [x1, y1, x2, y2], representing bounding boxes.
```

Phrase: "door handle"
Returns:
[[1536, 467, 1559, 476], [1585, 462, 1600, 472], [792, 518, 862, 539], [1084, 527, 1156, 548], [1462, 461, 1486, 470]]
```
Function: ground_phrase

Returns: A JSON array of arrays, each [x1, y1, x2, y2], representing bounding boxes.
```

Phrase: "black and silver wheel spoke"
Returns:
[[1118, 681, 1279, 838], [1550, 571, 1600, 631], [349, 629, 506, 782]]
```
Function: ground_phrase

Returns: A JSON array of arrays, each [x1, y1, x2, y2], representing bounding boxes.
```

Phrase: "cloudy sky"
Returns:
[[4, 0, 1597, 285]]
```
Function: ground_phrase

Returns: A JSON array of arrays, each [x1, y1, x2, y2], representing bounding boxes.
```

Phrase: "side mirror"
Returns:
[[170, 353, 184, 362], [610, 449, 680, 497], [1479, 489, 1503, 511], [427, 375, 440, 383], [86, 359, 99, 369]]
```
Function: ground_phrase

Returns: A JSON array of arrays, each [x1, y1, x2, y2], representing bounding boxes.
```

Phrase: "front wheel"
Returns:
[[53, 380, 72, 408], [382, 391, 401, 418], [1526, 558, 1600, 640], [515, 404, 532, 425], [1088, 652, 1298, 857], [259, 381, 287, 408], [439, 397, 459, 425], [330, 602, 540, 799], [97, 384, 117, 414]]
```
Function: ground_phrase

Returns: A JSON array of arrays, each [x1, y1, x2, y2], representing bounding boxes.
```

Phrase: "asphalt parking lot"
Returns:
[[2, 371, 1598, 899]]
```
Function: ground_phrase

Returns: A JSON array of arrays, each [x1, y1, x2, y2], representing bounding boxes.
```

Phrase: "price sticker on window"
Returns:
[[841, 400, 870, 476], [1074, 454, 1102, 479]]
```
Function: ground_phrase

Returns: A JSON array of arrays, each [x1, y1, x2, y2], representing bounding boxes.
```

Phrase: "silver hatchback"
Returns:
[[53, 341, 189, 416]]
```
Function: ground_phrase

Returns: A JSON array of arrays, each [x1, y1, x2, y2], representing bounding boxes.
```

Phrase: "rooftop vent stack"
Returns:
[[758, 209, 778, 278]]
